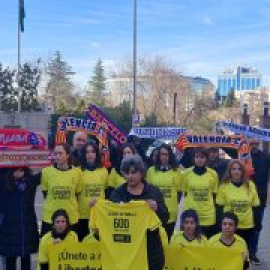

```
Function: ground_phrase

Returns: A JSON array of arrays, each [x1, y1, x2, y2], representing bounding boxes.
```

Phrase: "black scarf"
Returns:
[[193, 166, 207, 175], [51, 228, 70, 240]]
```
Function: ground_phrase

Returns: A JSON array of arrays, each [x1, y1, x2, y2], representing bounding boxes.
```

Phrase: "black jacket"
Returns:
[[110, 181, 169, 270], [251, 150, 270, 206], [0, 174, 40, 257]]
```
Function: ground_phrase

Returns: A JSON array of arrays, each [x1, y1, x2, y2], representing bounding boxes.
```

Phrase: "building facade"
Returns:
[[217, 66, 261, 97]]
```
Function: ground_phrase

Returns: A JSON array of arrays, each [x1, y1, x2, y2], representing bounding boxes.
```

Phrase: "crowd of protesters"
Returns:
[[0, 131, 269, 270]]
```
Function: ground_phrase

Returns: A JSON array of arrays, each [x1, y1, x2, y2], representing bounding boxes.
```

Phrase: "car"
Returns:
[[146, 140, 172, 157]]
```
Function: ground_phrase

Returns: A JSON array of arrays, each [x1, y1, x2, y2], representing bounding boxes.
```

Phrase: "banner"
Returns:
[[219, 121, 270, 142], [175, 134, 245, 150], [165, 245, 243, 270], [48, 242, 243, 270], [0, 129, 45, 150], [0, 150, 52, 168], [86, 104, 127, 146], [129, 127, 187, 139], [49, 242, 101, 270]]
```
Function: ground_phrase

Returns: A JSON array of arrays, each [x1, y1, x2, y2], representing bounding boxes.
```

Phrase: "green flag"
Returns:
[[20, 0, 25, 32]]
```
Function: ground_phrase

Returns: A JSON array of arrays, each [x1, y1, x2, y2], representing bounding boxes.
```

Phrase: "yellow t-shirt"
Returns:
[[216, 181, 260, 229], [90, 199, 161, 270], [108, 168, 125, 188], [170, 231, 207, 246], [146, 167, 182, 223], [159, 226, 169, 249], [42, 166, 81, 224], [82, 233, 99, 243], [38, 231, 78, 264], [208, 233, 248, 254], [182, 167, 218, 226], [78, 167, 108, 219]]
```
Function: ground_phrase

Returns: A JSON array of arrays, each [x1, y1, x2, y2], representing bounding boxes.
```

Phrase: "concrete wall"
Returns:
[[0, 112, 51, 143]]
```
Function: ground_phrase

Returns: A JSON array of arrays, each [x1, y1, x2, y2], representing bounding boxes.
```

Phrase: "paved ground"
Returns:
[[250, 206, 270, 270]]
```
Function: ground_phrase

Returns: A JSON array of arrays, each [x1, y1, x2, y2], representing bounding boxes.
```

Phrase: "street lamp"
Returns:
[[132, 0, 138, 126]]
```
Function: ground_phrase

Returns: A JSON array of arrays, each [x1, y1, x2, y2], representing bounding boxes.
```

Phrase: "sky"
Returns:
[[1, 0, 270, 88]]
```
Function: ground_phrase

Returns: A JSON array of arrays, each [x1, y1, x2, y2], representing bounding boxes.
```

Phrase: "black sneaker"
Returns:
[[250, 254, 261, 265]]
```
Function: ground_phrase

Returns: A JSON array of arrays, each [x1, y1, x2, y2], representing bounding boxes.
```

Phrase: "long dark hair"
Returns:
[[54, 143, 73, 167], [81, 142, 102, 171], [115, 143, 137, 174], [5, 167, 32, 192], [180, 209, 202, 241], [154, 144, 178, 171], [51, 209, 71, 236]]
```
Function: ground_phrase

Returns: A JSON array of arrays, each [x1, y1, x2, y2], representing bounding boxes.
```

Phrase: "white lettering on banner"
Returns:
[[220, 121, 270, 142], [0, 133, 28, 145], [129, 127, 187, 139]]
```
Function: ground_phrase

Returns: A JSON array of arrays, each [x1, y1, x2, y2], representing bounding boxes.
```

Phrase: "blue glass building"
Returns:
[[217, 66, 261, 97]]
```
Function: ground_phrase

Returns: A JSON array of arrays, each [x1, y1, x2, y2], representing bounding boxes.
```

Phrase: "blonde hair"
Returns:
[[222, 159, 249, 190]]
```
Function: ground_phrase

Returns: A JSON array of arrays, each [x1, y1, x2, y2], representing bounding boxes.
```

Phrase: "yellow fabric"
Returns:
[[146, 166, 182, 223], [48, 242, 101, 269], [41, 166, 81, 224], [108, 168, 125, 188], [82, 233, 99, 243], [208, 233, 248, 254], [90, 199, 161, 270], [78, 167, 108, 219], [38, 231, 78, 264], [170, 231, 207, 247], [216, 181, 260, 229], [165, 245, 244, 270], [159, 226, 169, 249], [182, 167, 218, 226]]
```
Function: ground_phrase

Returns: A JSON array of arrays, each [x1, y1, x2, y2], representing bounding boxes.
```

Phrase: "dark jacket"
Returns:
[[110, 181, 169, 270], [72, 149, 83, 167], [251, 150, 270, 206], [0, 173, 40, 257], [208, 158, 229, 182]]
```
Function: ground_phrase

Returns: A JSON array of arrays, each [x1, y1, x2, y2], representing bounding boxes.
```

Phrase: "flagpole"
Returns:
[[18, 0, 21, 112], [132, 0, 137, 125]]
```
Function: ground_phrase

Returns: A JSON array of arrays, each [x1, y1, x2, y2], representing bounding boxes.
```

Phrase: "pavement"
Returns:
[[250, 206, 270, 270]]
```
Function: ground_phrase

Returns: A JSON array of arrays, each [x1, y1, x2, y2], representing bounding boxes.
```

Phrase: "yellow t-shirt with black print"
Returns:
[[216, 181, 260, 229], [147, 166, 182, 223], [42, 166, 81, 224], [78, 167, 108, 219], [38, 231, 78, 264], [90, 199, 161, 270], [182, 167, 218, 226]]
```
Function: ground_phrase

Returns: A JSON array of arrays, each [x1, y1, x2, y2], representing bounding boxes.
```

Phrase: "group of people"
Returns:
[[0, 131, 269, 270]]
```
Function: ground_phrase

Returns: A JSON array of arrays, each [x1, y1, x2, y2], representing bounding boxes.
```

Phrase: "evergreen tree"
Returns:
[[45, 51, 76, 112], [0, 63, 17, 111], [86, 58, 106, 107], [19, 60, 41, 112], [223, 88, 236, 107], [0, 61, 41, 112]]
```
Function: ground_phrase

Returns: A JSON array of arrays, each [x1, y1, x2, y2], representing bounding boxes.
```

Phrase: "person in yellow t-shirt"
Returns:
[[77, 141, 109, 241], [208, 212, 249, 270], [216, 159, 260, 260], [108, 143, 138, 189], [147, 144, 182, 239], [41, 143, 81, 237], [109, 155, 169, 270], [38, 209, 78, 270], [182, 147, 218, 238], [170, 209, 207, 246]]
